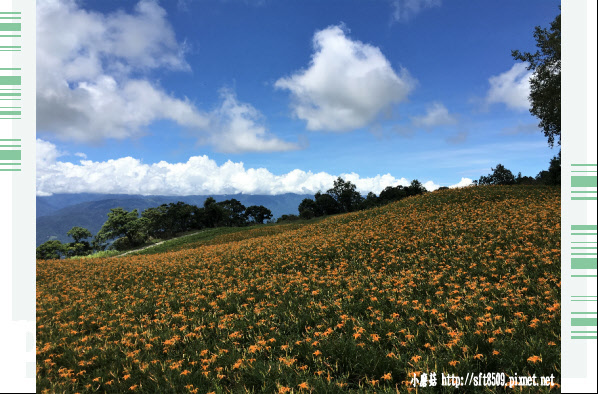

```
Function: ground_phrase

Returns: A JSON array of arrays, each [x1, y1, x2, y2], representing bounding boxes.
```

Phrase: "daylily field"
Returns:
[[36, 186, 561, 393]]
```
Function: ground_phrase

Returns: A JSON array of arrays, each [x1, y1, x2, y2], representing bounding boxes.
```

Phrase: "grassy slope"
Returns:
[[126, 216, 328, 257], [36, 186, 561, 393]]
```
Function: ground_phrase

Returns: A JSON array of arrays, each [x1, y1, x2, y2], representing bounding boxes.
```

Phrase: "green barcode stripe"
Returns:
[[572, 258, 597, 270], [572, 318, 598, 326], [0, 150, 21, 160], [0, 23, 20, 31], [0, 76, 20, 85]]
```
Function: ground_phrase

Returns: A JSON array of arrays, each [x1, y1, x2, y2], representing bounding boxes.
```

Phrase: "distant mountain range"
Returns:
[[36, 193, 312, 246]]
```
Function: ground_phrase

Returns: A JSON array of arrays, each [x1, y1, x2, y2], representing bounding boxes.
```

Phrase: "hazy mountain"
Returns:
[[36, 193, 312, 246]]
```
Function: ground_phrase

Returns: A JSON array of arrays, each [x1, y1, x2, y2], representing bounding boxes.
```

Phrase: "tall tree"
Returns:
[[477, 164, 516, 186], [314, 191, 342, 216], [66, 226, 93, 257], [245, 205, 273, 224], [36, 240, 64, 260], [142, 205, 168, 238], [326, 177, 363, 213], [96, 208, 147, 248], [218, 199, 247, 227], [298, 198, 318, 219], [202, 197, 225, 228], [406, 179, 427, 196], [512, 11, 561, 148], [66, 226, 92, 244]]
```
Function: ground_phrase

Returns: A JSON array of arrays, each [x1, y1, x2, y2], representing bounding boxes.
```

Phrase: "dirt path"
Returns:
[[116, 231, 204, 257]]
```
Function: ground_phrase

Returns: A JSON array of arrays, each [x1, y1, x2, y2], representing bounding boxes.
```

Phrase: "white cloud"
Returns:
[[275, 25, 415, 132], [36, 0, 296, 153], [36, 0, 206, 142], [422, 180, 440, 191], [206, 90, 300, 153], [391, 0, 442, 23], [36, 139, 66, 169], [449, 177, 473, 188], [411, 102, 457, 129], [36, 139, 434, 196], [486, 63, 532, 111]]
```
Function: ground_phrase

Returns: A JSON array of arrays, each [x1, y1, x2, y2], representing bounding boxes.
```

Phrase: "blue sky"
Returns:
[[36, 0, 561, 196]]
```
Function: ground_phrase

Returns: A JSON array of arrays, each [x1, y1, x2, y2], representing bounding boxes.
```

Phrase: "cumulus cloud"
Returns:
[[449, 177, 473, 188], [486, 63, 532, 111], [390, 0, 442, 23], [275, 25, 415, 132], [36, 139, 437, 196], [36, 0, 297, 153], [422, 180, 440, 191], [206, 90, 300, 153], [411, 102, 457, 129], [36, 0, 207, 142]]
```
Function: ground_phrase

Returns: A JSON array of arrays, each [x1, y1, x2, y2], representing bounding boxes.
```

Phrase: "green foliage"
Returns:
[[141, 205, 169, 238], [326, 177, 364, 213], [536, 153, 561, 186], [408, 179, 427, 195], [66, 226, 92, 243], [476, 164, 516, 186], [314, 191, 342, 215], [69, 250, 122, 259], [298, 198, 318, 219], [379, 185, 408, 202], [36, 240, 65, 260], [64, 226, 93, 257], [512, 11, 561, 148], [360, 191, 379, 210], [95, 208, 148, 250], [218, 199, 247, 227], [202, 197, 226, 228], [245, 205, 273, 224], [297, 177, 427, 220], [277, 214, 300, 223]]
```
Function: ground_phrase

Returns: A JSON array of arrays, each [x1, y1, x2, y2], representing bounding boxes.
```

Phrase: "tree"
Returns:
[[536, 152, 561, 186], [65, 226, 93, 257], [164, 202, 196, 234], [477, 164, 516, 185], [406, 179, 427, 196], [326, 177, 363, 213], [141, 205, 168, 238], [359, 192, 379, 210], [515, 172, 536, 185], [512, 11, 560, 148], [379, 185, 407, 203], [298, 198, 318, 219], [277, 214, 300, 223], [218, 199, 247, 227], [314, 191, 342, 216], [67, 227, 92, 243], [245, 205, 273, 224], [36, 240, 64, 260], [96, 208, 148, 248], [202, 197, 226, 228]]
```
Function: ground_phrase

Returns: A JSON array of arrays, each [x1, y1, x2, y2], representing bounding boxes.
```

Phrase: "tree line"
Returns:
[[280, 177, 428, 222], [473, 154, 560, 187], [36, 198, 274, 259]]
